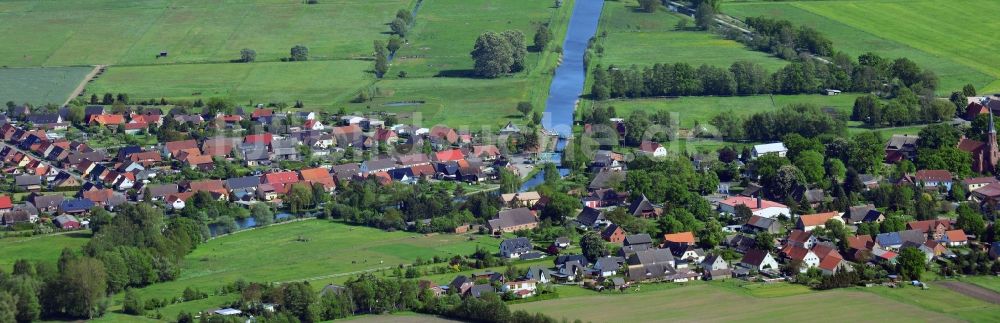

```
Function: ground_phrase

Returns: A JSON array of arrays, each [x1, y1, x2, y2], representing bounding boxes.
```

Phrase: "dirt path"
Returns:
[[938, 281, 1000, 304], [62, 64, 105, 106]]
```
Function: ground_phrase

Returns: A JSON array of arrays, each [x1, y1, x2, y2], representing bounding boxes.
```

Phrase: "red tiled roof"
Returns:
[[720, 196, 787, 211], [787, 230, 813, 244], [300, 168, 335, 190], [973, 182, 1000, 198], [244, 133, 274, 145], [945, 229, 967, 242], [818, 254, 843, 271], [251, 108, 273, 119], [0, 195, 11, 209], [782, 245, 811, 261], [906, 219, 952, 233], [166, 140, 199, 156], [663, 232, 695, 244], [264, 171, 299, 185], [639, 141, 662, 153], [847, 235, 875, 251], [189, 180, 226, 194], [798, 212, 840, 227], [915, 170, 952, 182], [472, 145, 501, 158], [435, 149, 465, 162], [90, 114, 125, 125], [958, 138, 985, 153]]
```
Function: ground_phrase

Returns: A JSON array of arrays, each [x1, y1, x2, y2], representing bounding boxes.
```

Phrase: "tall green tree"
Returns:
[[533, 24, 551, 51], [470, 31, 514, 78], [695, 2, 715, 31], [290, 45, 309, 61], [897, 247, 925, 281], [580, 232, 608, 262]]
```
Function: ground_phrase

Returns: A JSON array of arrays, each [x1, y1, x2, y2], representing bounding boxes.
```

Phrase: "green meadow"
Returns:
[[354, 0, 575, 127], [512, 283, 970, 322], [724, 0, 1000, 94], [126, 219, 500, 304], [88, 60, 373, 106], [0, 231, 91, 270], [0, 66, 93, 105], [0, 0, 411, 66], [589, 93, 860, 129], [594, 0, 787, 71]]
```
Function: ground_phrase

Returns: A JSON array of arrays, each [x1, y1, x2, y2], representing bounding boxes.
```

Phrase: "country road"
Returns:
[[2, 142, 86, 183], [62, 64, 105, 107]]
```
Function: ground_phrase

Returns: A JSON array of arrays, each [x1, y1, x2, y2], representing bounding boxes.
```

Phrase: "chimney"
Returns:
[[756, 196, 762, 209]]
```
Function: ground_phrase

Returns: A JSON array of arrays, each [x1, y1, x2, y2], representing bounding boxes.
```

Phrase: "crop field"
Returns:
[[0, 231, 91, 270], [512, 283, 971, 322], [127, 219, 500, 302], [593, 0, 787, 71], [0, 66, 93, 105], [0, 0, 411, 66], [88, 60, 372, 106], [724, 0, 1000, 94]]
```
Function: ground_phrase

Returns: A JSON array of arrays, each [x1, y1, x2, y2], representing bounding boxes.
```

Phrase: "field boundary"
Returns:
[[63, 64, 104, 106], [938, 281, 1000, 305]]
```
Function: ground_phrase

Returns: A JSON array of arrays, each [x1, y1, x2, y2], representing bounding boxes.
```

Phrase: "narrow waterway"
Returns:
[[541, 0, 605, 137], [521, 0, 604, 191]]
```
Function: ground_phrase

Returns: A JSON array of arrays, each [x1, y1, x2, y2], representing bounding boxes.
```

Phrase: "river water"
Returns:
[[521, 0, 604, 191]]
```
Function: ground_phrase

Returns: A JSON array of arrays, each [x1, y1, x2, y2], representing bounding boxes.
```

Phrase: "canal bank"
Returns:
[[522, 0, 604, 191]]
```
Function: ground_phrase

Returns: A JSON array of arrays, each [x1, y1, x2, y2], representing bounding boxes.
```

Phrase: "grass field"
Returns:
[[589, 93, 860, 129], [0, 66, 93, 105], [0, 0, 411, 66], [512, 284, 964, 322], [0, 231, 91, 270], [127, 219, 500, 303], [862, 281, 1000, 322], [88, 60, 373, 105], [724, 0, 1000, 94], [594, 0, 787, 71], [353, 0, 574, 127]]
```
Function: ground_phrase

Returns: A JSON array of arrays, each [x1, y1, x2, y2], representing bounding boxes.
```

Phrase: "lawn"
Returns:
[[593, 0, 787, 72], [0, 0, 411, 66], [88, 60, 373, 106], [512, 284, 963, 322], [0, 66, 93, 105], [724, 0, 1000, 94], [0, 231, 92, 270], [127, 219, 500, 304]]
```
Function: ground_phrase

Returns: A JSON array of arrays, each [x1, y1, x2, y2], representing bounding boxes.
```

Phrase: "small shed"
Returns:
[[824, 89, 842, 96]]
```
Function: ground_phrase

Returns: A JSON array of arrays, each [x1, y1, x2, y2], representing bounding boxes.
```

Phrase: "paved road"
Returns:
[[2, 142, 86, 183]]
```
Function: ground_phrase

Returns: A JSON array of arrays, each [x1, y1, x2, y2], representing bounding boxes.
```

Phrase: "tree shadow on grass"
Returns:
[[65, 231, 93, 239], [434, 69, 478, 78]]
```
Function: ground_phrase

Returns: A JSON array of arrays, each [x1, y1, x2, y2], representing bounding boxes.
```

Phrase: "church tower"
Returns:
[[987, 108, 1000, 173]]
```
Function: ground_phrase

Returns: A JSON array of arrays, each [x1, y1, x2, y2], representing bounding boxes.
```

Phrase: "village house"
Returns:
[[750, 142, 787, 159], [638, 141, 666, 157], [501, 191, 541, 208], [743, 215, 782, 234], [575, 207, 610, 229], [739, 249, 779, 272], [487, 208, 538, 234], [501, 280, 537, 299], [843, 204, 884, 224], [884, 134, 918, 163], [719, 196, 789, 219], [601, 224, 626, 243], [796, 211, 842, 231], [499, 237, 533, 259]]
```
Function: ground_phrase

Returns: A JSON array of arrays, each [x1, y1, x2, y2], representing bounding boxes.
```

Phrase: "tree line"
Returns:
[[184, 274, 565, 323]]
